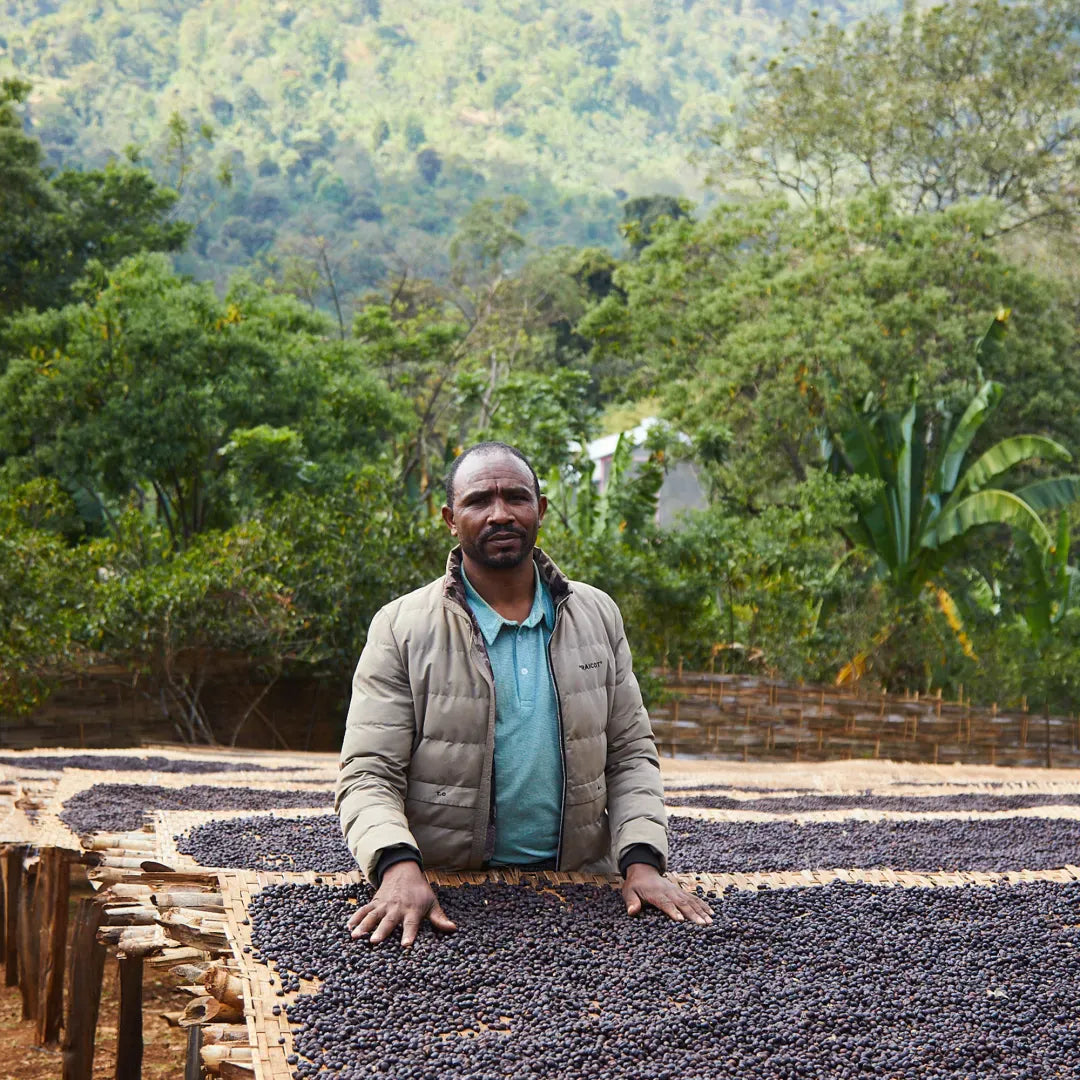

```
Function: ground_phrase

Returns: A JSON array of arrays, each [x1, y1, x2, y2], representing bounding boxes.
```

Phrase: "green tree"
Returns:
[[0, 82, 191, 318], [583, 194, 1080, 505], [0, 255, 408, 545], [0, 478, 93, 715], [0, 78, 63, 317], [711, 0, 1080, 233]]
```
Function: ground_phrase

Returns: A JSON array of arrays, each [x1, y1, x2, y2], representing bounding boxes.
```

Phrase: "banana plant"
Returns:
[[1018, 511, 1080, 647], [544, 430, 664, 543], [826, 313, 1080, 602]]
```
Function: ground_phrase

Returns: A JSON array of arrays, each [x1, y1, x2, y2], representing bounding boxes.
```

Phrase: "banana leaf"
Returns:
[[950, 433, 1070, 502], [925, 488, 1052, 550], [1014, 475, 1080, 515], [933, 379, 1003, 495], [974, 309, 1010, 374]]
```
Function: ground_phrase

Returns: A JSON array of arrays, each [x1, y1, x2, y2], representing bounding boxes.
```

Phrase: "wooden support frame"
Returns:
[[115, 952, 144, 1080], [1, 845, 25, 987], [185, 1025, 203, 1080], [36, 846, 70, 1045], [16, 855, 40, 1022], [62, 897, 107, 1080]]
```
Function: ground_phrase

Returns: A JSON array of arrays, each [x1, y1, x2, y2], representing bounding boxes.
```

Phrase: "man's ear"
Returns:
[[441, 504, 457, 535], [537, 494, 548, 526]]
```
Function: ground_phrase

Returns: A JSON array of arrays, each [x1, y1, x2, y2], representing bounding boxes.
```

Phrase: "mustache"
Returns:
[[480, 525, 527, 542]]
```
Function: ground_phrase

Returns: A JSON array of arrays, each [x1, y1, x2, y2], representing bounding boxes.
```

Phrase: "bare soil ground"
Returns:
[[0, 882, 190, 1080]]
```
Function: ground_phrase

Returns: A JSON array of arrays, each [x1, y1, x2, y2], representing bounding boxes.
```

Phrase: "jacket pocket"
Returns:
[[406, 777, 478, 809], [565, 773, 606, 806]]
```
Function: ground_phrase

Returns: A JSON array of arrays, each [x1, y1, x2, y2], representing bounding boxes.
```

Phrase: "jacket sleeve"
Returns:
[[602, 598, 669, 871], [336, 606, 421, 884]]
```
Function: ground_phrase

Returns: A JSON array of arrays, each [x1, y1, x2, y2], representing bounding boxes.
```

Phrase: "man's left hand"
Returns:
[[622, 863, 713, 925]]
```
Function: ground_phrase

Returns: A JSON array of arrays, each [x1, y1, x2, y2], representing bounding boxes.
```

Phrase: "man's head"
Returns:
[[442, 442, 546, 570]]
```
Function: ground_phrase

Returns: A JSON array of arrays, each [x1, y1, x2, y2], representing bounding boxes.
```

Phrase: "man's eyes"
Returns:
[[464, 492, 531, 506]]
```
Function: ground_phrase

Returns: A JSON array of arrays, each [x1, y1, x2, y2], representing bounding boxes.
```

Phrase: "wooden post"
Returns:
[[115, 953, 144, 1080], [37, 847, 70, 1045], [185, 1026, 202, 1080], [2, 846, 24, 987], [17, 856, 40, 1022], [1046, 705, 1053, 770], [62, 898, 107, 1080]]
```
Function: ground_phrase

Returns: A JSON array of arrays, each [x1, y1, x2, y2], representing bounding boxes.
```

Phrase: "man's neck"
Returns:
[[461, 551, 536, 623]]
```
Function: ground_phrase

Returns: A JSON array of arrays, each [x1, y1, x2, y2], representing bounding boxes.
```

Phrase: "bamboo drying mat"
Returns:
[[45, 769, 335, 836], [657, 759, 1080, 790], [0, 745, 337, 776], [665, 803, 1080, 824], [156, 806, 337, 871], [219, 862, 1080, 1080], [664, 779, 1080, 799], [0, 806, 44, 845]]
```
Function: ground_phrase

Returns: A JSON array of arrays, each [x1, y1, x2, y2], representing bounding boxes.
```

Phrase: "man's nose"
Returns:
[[487, 497, 515, 523]]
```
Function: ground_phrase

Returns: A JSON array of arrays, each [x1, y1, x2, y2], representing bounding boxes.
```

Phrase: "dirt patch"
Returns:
[[0, 887, 191, 1080]]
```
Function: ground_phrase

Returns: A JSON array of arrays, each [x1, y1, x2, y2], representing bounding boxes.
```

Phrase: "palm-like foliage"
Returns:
[[1019, 512, 1080, 647], [826, 314, 1080, 601]]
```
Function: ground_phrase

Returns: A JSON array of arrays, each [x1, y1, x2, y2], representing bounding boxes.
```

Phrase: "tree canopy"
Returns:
[[711, 0, 1080, 234]]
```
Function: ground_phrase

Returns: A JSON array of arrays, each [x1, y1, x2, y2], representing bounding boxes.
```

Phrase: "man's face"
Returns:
[[442, 451, 547, 570]]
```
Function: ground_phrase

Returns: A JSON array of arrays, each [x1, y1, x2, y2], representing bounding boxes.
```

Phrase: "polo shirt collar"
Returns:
[[460, 562, 553, 647]]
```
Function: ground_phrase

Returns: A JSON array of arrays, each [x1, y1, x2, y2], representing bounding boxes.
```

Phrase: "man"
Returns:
[[337, 441, 712, 946]]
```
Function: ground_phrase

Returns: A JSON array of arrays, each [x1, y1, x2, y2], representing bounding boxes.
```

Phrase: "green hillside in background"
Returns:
[[1, 0, 889, 294]]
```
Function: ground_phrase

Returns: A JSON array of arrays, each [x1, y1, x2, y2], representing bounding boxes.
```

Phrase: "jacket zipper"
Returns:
[[546, 593, 570, 869], [446, 599, 497, 866]]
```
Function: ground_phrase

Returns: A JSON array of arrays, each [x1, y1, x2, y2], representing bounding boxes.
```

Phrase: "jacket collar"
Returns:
[[443, 545, 572, 611]]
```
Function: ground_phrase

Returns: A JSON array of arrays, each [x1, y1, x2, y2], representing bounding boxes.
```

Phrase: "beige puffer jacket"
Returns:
[[336, 547, 668, 883]]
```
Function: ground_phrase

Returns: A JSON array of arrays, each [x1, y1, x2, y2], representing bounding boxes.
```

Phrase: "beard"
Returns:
[[460, 524, 536, 569]]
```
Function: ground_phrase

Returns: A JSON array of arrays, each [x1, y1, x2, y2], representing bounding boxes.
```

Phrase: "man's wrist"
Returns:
[[618, 843, 664, 878], [374, 844, 423, 887]]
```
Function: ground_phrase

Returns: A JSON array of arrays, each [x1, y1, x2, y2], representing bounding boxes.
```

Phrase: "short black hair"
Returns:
[[444, 442, 541, 508]]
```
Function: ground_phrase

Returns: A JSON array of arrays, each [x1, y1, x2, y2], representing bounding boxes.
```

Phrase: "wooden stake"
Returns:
[[17, 858, 40, 1022], [36, 847, 70, 1045], [62, 899, 107, 1080], [2, 846, 24, 987], [184, 1025, 202, 1080], [115, 954, 144, 1080]]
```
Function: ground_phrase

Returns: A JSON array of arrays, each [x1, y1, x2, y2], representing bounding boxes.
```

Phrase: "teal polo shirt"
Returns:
[[461, 564, 563, 865]]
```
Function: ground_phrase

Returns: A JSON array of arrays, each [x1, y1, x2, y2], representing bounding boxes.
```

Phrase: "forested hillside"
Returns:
[[2, 0, 887, 293], [3, 0, 1080, 744]]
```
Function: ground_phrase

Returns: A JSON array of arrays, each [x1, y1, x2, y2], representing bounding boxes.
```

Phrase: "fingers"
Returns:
[[625, 883, 715, 925], [347, 902, 378, 932], [350, 894, 457, 945], [351, 908, 385, 938], [672, 891, 713, 926], [400, 910, 423, 948], [428, 901, 458, 933], [655, 895, 685, 922], [368, 908, 404, 945]]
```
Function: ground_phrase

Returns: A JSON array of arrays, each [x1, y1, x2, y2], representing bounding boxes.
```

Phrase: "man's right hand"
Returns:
[[347, 861, 458, 947]]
